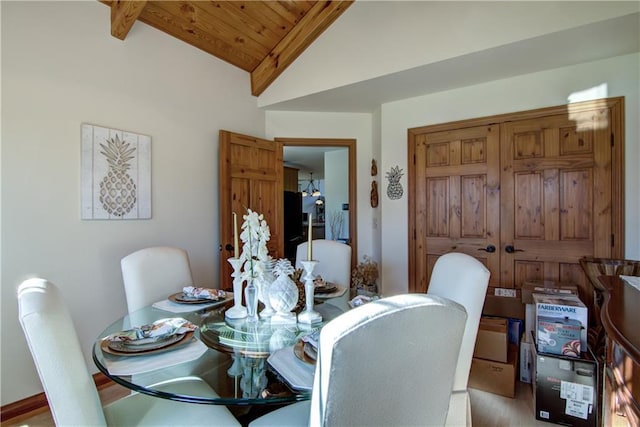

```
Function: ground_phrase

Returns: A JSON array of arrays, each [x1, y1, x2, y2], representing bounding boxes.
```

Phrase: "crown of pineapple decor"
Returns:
[[386, 166, 404, 200]]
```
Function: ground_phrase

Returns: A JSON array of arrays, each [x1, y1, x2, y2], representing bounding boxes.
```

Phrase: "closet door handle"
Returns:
[[505, 245, 524, 254], [478, 245, 496, 253]]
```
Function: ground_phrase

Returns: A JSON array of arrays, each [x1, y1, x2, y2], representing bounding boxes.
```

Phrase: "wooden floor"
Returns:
[[2, 381, 549, 427], [470, 381, 549, 426]]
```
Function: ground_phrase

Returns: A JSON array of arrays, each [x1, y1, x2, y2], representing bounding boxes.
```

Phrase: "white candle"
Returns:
[[307, 213, 313, 260], [233, 212, 239, 259]]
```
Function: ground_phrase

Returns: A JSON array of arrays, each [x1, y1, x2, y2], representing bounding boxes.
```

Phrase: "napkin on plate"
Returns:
[[182, 286, 226, 300], [268, 346, 315, 391], [107, 317, 196, 343], [301, 330, 320, 350]]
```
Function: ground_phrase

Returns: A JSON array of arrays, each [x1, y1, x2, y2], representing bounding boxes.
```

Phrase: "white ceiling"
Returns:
[[264, 13, 639, 113], [284, 146, 349, 179]]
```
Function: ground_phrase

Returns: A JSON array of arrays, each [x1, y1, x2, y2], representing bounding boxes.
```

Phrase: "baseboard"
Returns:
[[0, 372, 113, 422]]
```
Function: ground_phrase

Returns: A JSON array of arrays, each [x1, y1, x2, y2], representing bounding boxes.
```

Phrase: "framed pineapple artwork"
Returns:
[[81, 124, 151, 220]]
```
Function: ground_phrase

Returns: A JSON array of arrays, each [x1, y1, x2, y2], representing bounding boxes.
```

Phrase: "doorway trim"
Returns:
[[276, 137, 358, 270]]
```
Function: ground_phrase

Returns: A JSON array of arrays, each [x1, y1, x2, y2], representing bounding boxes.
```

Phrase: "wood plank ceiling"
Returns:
[[100, 1, 354, 96]]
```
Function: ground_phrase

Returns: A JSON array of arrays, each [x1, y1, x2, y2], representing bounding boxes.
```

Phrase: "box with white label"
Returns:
[[534, 293, 588, 353], [533, 339, 599, 427]]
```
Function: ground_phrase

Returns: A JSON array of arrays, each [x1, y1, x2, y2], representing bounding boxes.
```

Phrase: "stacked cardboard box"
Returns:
[[469, 315, 518, 398], [533, 293, 588, 357], [520, 280, 580, 384], [532, 333, 599, 427]]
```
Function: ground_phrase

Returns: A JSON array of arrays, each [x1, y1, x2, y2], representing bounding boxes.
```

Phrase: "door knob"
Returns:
[[224, 243, 234, 251], [505, 245, 524, 254], [478, 245, 496, 253]]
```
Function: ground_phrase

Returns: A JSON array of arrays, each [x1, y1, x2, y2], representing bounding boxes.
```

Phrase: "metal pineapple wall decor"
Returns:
[[81, 124, 151, 220], [385, 165, 404, 200]]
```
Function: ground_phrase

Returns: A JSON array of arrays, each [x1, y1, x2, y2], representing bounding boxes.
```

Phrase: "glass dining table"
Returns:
[[93, 299, 344, 409]]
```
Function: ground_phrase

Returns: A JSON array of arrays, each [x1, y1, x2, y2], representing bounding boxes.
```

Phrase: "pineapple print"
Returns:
[[99, 135, 137, 217], [386, 166, 404, 200]]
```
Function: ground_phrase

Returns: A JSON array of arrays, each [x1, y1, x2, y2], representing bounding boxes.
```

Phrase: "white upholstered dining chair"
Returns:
[[121, 246, 194, 314], [427, 252, 491, 427], [295, 239, 351, 310], [249, 293, 468, 427], [17, 277, 240, 427]]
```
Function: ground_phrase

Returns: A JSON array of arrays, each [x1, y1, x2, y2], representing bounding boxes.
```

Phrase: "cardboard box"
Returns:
[[483, 291, 525, 320], [537, 316, 582, 356], [534, 293, 588, 353], [474, 317, 508, 362], [469, 344, 518, 398], [508, 318, 523, 346], [520, 333, 534, 384], [522, 280, 579, 304], [533, 338, 599, 427], [525, 303, 536, 347]]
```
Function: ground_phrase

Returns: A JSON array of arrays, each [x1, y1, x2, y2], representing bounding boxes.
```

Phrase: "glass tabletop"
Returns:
[[93, 301, 344, 406]]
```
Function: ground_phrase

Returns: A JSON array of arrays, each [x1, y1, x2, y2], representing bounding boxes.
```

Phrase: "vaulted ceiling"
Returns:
[[100, 1, 353, 96]]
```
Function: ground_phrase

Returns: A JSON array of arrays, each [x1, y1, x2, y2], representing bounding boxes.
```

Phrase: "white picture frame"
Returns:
[[81, 124, 151, 220]]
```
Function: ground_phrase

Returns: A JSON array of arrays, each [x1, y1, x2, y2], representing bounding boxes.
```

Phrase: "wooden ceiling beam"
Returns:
[[109, 0, 148, 40], [250, 0, 353, 97]]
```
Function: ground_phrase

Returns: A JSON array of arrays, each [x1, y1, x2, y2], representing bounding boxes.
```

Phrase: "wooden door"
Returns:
[[412, 125, 501, 292], [408, 97, 624, 304], [218, 130, 283, 289], [500, 106, 614, 311]]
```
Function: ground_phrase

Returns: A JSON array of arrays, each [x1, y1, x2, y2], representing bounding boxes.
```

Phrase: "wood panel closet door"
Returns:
[[500, 107, 613, 310], [408, 97, 624, 301], [413, 125, 501, 292], [218, 130, 283, 289]]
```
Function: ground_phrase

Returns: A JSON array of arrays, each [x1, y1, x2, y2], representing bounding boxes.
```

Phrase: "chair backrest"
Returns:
[[17, 278, 107, 426], [121, 246, 194, 313], [295, 240, 351, 287], [309, 294, 467, 427], [580, 256, 640, 292], [427, 252, 490, 392]]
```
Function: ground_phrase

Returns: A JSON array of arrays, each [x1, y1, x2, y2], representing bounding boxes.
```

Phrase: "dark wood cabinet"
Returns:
[[599, 276, 640, 426]]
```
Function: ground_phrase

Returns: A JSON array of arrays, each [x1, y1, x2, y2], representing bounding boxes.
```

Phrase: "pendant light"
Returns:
[[302, 172, 321, 197]]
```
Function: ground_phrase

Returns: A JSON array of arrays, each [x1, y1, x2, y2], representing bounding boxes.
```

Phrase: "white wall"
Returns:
[[259, 1, 639, 107], [265, 112, 374, 262], [380, 53, 640, 296], [325, 149, 349, 240], [1, 1, 265, 404]]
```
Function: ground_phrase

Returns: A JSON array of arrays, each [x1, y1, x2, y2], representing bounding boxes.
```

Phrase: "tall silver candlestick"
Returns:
[[225, 257, 247, 319], [297, 260, 322, 324]]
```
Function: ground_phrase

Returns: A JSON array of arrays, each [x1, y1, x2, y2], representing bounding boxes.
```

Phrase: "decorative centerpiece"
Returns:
[[268, 259, 299, 324], [225, 208, 272, 321], [239, 209, 271, 322], [298, 218, 322, 324], [351, 255, 379, 297], [226, 212, 247, 319], [298, 259, 322, 324]]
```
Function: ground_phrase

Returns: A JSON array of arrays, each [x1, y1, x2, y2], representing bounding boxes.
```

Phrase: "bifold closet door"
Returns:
[[499, 106, 613, 310], [413, 124, 501, 292]]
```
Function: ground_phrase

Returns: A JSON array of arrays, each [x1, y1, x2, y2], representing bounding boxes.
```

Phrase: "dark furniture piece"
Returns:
[[598, 275, 640, 426], [283, 191, 303, 263]]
